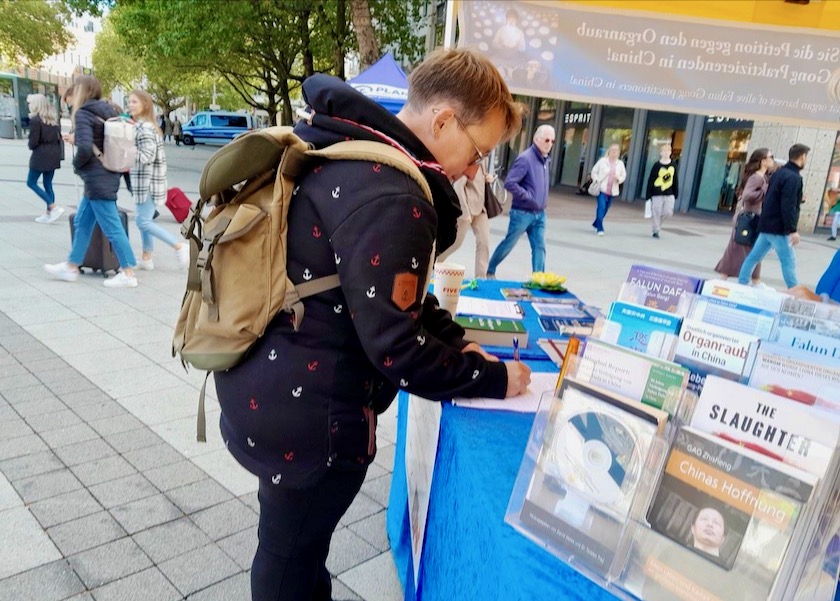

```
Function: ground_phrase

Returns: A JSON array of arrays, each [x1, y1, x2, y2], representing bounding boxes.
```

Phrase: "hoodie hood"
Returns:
[[78, 99, 117, 120], [294, 74, 461, 254]]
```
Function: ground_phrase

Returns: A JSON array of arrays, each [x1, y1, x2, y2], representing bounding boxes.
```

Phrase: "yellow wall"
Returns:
[[561, 0, 840, 32]]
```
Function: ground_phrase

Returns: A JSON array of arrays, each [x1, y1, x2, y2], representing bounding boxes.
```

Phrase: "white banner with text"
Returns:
[[458, 0, 840, 129]]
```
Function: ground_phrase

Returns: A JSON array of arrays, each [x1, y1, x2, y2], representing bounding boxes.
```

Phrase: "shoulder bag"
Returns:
[[484, 181, 503, 218], [734, 212, 759, 246]]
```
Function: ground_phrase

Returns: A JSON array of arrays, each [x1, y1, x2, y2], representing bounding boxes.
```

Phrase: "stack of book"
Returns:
[[505, 264, 840, 601]]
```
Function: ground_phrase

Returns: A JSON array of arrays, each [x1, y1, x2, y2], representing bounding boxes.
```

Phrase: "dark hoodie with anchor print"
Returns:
[[214, 74, 509, 489]]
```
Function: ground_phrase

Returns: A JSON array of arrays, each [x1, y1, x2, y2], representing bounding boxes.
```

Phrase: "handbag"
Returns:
[[484, 181, 503, 219], [644, 199, 652, 219], [734, 212, 760, 246], [587, 177, 600, 197]]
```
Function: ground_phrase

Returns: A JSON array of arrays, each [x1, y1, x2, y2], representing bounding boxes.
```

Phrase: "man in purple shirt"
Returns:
[[487, 125, 555, 277]]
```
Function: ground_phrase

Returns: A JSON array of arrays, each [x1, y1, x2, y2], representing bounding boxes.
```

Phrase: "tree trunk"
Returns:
[[349, 0, 379, 70], [299, 7, 315, 78], [278, 78, 293, 126], [334, 0, 347, 80]]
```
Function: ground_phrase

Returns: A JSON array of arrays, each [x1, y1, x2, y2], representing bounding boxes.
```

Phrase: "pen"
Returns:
[[513, 337, 520, 362]]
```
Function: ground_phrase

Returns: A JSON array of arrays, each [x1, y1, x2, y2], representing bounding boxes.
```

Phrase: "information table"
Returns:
[[385, 280, 840, 601]]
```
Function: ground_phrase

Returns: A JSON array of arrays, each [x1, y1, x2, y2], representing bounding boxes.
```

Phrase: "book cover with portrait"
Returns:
[[647, 427, 816, 572]]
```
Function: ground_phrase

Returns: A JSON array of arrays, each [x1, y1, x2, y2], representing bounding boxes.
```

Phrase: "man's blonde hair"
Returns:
[[407, 48, 524, 142]]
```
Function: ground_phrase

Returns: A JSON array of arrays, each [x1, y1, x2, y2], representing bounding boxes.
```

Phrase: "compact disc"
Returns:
[[552, 410, 641, 509]]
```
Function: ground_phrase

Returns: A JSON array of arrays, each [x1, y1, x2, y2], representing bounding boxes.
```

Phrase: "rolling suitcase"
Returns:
[[68, 209, 130, 275]]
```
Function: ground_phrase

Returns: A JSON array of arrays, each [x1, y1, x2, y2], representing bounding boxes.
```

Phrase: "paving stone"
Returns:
[[29, 488, 102, 529], [89, 473, 158, 509], [337, 552, 402, 601], [0, 333, 43, 353], [339, 492, 383, 527], [88, 413, 145, 437], [41, 373, 98, 396], [0, 362, 28, 379], [40, 423, 100, 449], [0, 450, 64, 481], [70, 400, 127, 422], [2, 417, 34, 440], [143, 459, 206, 492], [0, 384, 54, 405], [89, 567, 181, 601], [331, 577, 363, 601], [132, 517, 213, 564], [53, 437, 115, 467], [326, 528, 379, 575], [46, 511, 126, 556], [0, 559, 85, 601], [102, 427, 164, 454], [12, 468, 83, 504], [122, 442, 185, 472], [217, 526, 258, 571], [69, 455, 136, 487], [347, 510, 390, 553], [22, 358, 73, 375], [0, 372, 41, 391], [58, 389, 114, 410], [360, 474, 391, 508], [166, 478, 233, 515], [0, 433, 48, 461], [68, 537, 152, 590], [12, 396, 66, 418], [372, 443, 396, 471], [186, 571, 251, 601], [239, 491, 259, 514], [157, 543, 241, 597], [110, 493, 183, 535], [11, 348, 60, 364], [24, 409, 83, 433], [191, 499, 258, 541], [0, 505, 62, 579]]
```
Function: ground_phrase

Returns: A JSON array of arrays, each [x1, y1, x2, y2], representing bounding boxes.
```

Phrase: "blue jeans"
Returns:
[[27, 169, 56, 207], [592, 193, 613, 232], [487, 209, 546, 274], [68, 197, 136, 269], [738, 233, 798, 288], [136, 198, 179, 252]]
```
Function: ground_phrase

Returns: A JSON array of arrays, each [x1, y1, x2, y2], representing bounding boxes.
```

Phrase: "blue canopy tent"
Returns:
[[348, 53, 408, 115]]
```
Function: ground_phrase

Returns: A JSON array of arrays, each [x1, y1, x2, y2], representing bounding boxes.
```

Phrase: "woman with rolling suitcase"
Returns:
[[126, 89, 189, 271], [44, 75, 138, 288]]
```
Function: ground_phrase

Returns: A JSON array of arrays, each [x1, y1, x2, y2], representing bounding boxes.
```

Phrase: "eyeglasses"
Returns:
[[452, 113, 487, 167]]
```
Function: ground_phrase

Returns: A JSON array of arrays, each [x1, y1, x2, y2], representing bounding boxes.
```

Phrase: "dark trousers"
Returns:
[[252, 467, 367, 601]]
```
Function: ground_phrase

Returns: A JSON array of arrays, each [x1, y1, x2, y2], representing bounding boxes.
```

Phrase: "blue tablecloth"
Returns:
[[385, 280, 840, 601], [386, 280, 619, 600]]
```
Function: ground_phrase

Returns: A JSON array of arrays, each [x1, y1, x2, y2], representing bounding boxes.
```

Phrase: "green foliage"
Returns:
[[370, 0, 426, 65], [0, 0, 74, 64]]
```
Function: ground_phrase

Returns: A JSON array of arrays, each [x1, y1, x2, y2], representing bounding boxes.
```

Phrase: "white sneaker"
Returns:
[[103, 272, 138, 288], [44, 262, 79, 282], [175, 245, 190, 270], [35, 213, 50, 223], [137, 258, 155, 271], [45, 206, 65, 223], [597, 231, 605, 236]]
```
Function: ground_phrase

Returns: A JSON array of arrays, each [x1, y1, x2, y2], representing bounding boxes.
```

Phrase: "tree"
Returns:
[[91, 20, 143, 93], [0, 0, 73, 65], [349, 0, 379, 71]]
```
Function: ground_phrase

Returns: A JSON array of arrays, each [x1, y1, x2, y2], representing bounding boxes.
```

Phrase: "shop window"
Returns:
[[694, 118, 752, 212], [558, 103, 591, 187], [637, 111, 687, 199], [598, 106, 633, 165]]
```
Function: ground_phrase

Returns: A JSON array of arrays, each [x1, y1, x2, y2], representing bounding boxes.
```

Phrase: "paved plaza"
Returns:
[[0, 135, 834, 601]]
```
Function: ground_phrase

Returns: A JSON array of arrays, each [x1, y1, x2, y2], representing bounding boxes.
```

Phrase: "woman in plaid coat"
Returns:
[[127, 89, 189, 271]]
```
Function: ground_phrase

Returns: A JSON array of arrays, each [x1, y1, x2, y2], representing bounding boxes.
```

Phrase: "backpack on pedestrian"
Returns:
[[171, 126, 433, 441], [93, 116, 137, 173]]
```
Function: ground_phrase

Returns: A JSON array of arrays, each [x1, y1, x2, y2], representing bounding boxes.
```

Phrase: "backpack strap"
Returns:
[[307, 140, 434, 205]]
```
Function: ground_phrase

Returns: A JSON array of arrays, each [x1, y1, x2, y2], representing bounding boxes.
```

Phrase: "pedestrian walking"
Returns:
[[714, 148, 775, 284], [26, 94, 65, 224], [738, 143, 810, 288], [486, 125, 555, 277], [172, 117, 182, 146], [646, 143, 678, 238], [43, 75, 138, 288], [213, 48, 531, 601], [163, 115, 173, 143], [437, 161, 493, 278], [590, 143, 626, 235], [126, 89, 189, 271]]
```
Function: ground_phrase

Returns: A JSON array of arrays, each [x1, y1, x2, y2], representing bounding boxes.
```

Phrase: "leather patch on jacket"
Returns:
[[391, 272, 418, 310]]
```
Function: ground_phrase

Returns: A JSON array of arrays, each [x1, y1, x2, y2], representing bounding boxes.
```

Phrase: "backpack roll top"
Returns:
[[92, 117, 137, 173]]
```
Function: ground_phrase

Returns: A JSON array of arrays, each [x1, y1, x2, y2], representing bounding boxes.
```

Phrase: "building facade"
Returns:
[[496, 97, 838, 234]]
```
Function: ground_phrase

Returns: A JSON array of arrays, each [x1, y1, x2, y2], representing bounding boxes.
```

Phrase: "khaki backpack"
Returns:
[[172, 126, 433, 441]]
